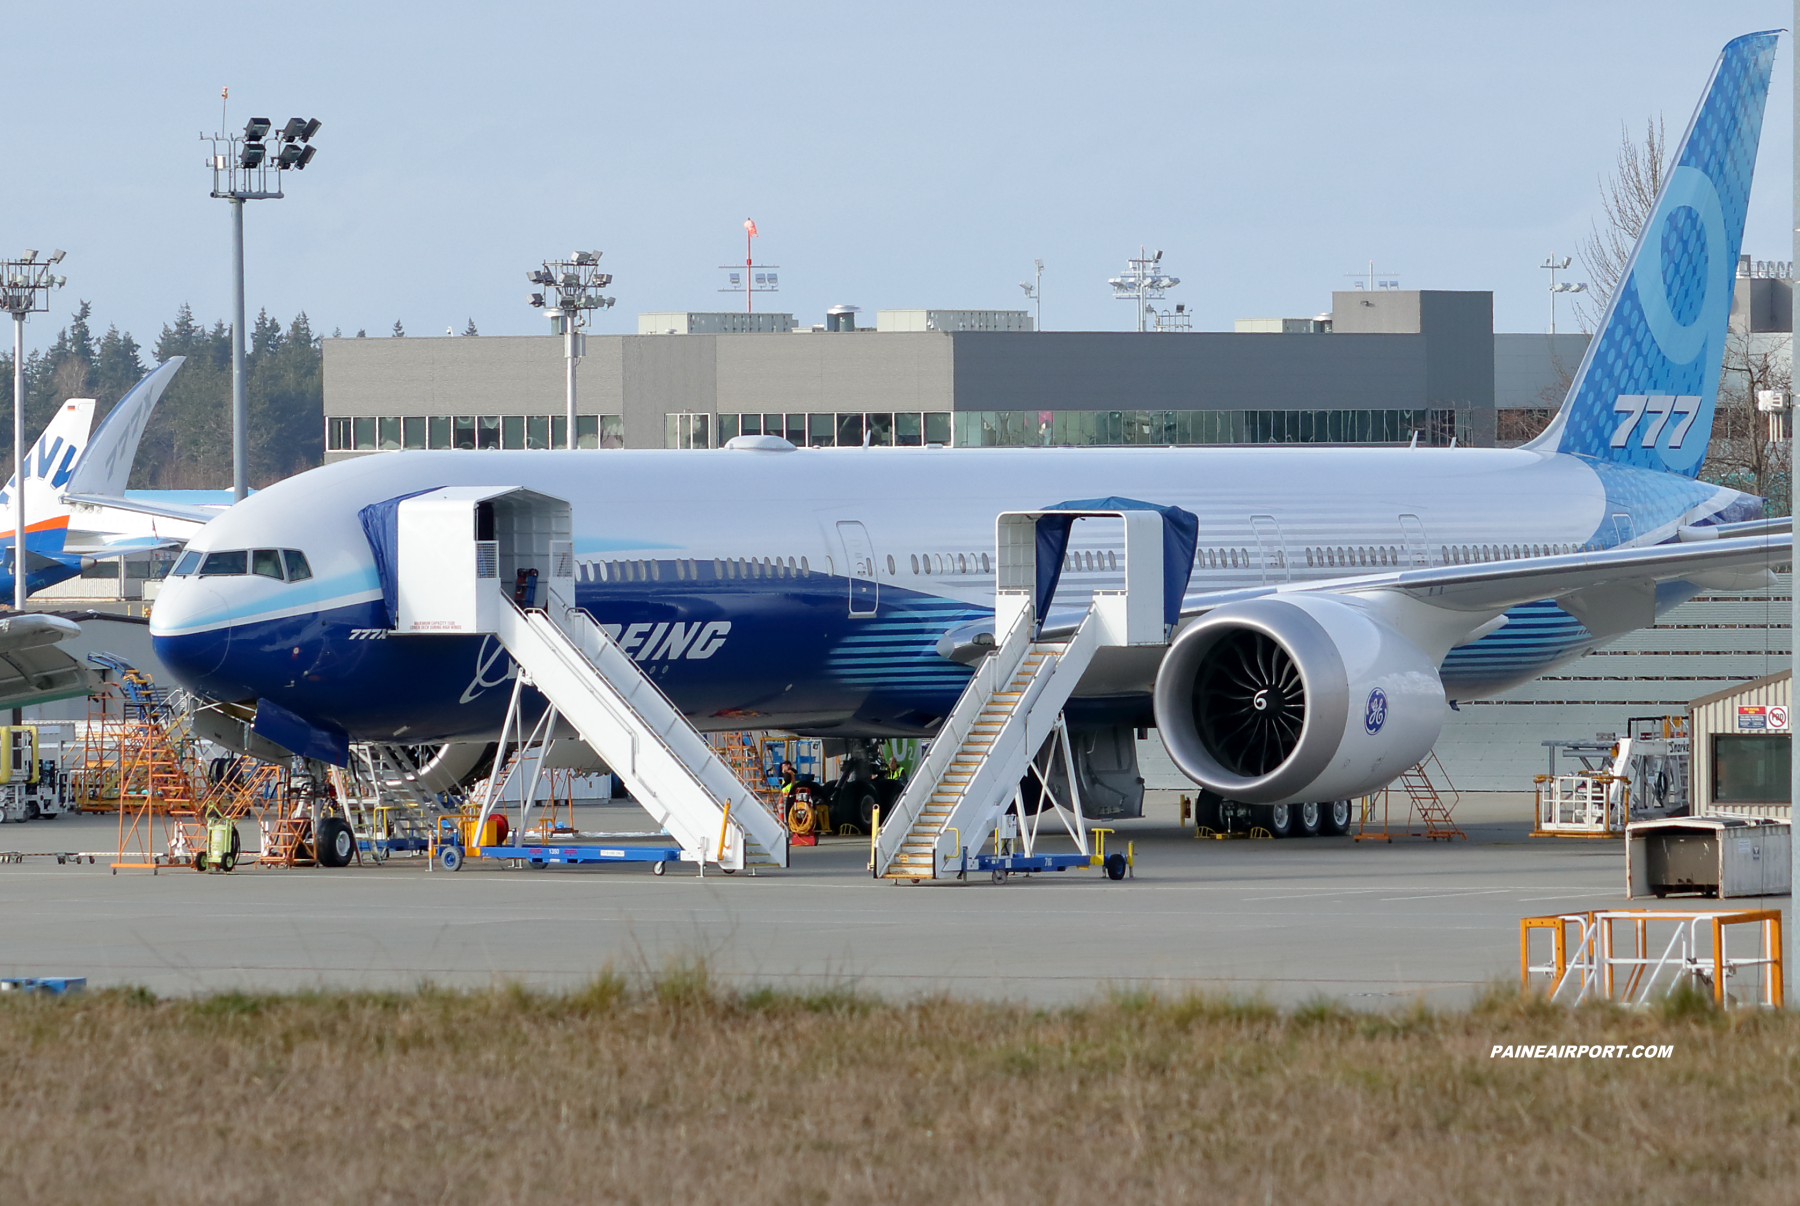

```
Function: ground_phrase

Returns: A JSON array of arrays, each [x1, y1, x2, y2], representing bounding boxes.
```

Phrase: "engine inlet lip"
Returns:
[[1153, 598, 1349, 803]]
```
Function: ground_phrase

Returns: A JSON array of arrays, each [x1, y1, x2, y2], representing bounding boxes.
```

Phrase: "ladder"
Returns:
[[336, 743, 443, 854], [874, 602, 1104, 879], [489, 599, 788, 870], [1396, 752, 1465, 841]]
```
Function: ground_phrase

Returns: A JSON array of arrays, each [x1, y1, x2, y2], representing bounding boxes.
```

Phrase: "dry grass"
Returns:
[[1, 967, 1797, 1204]]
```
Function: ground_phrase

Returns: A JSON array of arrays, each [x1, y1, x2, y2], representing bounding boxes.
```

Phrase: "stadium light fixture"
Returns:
[[525, 250, 616, 448], [204, 91, 322, 500], [0, 251, 66, 608]]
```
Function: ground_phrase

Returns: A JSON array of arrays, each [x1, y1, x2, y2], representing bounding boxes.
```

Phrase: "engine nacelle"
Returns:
[[1152, 595, 1445, 805]]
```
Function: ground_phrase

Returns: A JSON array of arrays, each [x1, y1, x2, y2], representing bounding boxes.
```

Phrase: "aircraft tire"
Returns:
[[1257, 803, 1294, 838], [1295, 802, 1322, 837], [1321, 799, 1353, 836], [319, 818, 356, 868]]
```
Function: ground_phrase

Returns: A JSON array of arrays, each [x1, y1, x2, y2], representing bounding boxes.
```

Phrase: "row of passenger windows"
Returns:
[[1308, 546, 1401, 569], [582, 558, 817, 583], [1443, 542, 1589, 565], [173, 548, 313, 582], [577, 539, 1598, 589], [912, 552, 991, 576]]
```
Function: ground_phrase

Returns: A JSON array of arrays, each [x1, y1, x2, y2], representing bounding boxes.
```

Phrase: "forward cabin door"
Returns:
[[836, 520, 879, 616]]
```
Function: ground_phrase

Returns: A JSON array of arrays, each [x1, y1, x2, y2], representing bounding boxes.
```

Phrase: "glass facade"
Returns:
[[715, 412, 951, 448], [706, 407, 1466, 450], [327, 414, 622, 452], [952, 407, 1470, 448]]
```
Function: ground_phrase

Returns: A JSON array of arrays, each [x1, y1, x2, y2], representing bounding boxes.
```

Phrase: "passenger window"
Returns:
[[886, 555, 896, 575], [800, 556, 809, 577], [173, 551, 202, 576], [981, 553, 990, 573], [251, 549, 285, 579], [910, 554, 919, 575], [200, 550, 247, 576], [283, 550, 313, 581]]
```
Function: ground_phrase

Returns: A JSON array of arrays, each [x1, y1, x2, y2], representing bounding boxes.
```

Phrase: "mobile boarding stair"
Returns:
[[873, 506, 1189, 883], [368, 486, 787, 873]]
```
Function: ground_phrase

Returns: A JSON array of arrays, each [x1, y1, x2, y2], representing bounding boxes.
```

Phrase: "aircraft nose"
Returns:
[[149, 582, 233, 684]]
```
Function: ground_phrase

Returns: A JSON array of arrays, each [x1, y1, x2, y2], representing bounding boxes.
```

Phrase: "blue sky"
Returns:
[[3, 2, 1793, 353]]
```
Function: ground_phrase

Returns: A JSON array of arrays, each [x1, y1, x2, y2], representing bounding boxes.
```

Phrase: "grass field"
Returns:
[[1, 968, 1797, 1204]]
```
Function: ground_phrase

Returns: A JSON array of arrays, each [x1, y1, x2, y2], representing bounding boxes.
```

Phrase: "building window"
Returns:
[[353, 417, 376, 451], [403, 417, 427, 450], [666, 413, 711, 449], [526, 415, 550, 450], [378, 417, 402, 451], [453, 416, 476, 450], [808, 413, 834, 448], [477, 416, 501, 450], [895, 413, 922, 446], [502, 415, 525, 450], [327, 418, 351, 451], [924, 412, 951, 445], [1713, 734, 1791, 804], [428, 416, 452, 449]]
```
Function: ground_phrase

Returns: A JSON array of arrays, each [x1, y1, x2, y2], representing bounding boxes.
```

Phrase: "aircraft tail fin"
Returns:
[[0, 397, 97, 543], [1525, 31, 1780, 477]]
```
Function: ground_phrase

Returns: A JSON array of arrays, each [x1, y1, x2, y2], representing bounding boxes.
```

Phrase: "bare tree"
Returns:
[[1701, 329, 1792, 515], [1574, 117, 1666, 330]]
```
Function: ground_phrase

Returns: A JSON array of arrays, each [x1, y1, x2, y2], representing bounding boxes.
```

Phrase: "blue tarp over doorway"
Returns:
[[357, 487, 444, 630], [1034, 497, 1199, 626]]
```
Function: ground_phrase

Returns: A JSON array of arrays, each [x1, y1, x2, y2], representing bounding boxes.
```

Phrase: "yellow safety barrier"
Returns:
[[1522, 909, 1784, 1009]]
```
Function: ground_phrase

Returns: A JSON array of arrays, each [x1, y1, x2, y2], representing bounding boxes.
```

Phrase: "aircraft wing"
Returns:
[[0, 613, 91, 710], [1167, 532, 1791, 643]]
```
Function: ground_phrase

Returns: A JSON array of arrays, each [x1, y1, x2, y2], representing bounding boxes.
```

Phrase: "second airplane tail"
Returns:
[[0, 397, 96, 545]]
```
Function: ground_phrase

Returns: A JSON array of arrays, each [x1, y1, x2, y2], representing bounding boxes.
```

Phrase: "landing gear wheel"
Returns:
[[1258, 803, 1294, 838], [856, 793, 878, 832], [318, 818, 356, 868], [652, 861, 667, 876], [1103, 852, 1127, 881], [438, 845, 463, 872], [991, 867, 1007, 884], [1321, 799, 1353, 836], [1296, 802, 1322, 837]]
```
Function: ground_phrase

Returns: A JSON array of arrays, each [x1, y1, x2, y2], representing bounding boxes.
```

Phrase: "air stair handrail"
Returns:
[[875, 601, 1035, 871]]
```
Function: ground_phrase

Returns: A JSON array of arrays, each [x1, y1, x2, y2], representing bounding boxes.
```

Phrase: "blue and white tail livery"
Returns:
[[1529, 31, 1780, 476]]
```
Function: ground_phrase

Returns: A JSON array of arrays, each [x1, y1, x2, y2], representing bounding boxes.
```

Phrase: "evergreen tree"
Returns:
[[463, 318, 479, 336], [391, 320, 405, 337]]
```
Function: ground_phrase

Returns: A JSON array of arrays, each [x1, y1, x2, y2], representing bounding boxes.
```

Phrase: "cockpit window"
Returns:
[[173, 551, 202, 576], [200, 550, 248, 576], [283, 550, 313, 582], [251, 549, 284, 579]]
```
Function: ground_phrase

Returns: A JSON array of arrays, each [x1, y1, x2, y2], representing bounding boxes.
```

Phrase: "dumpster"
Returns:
[[1626, 816, 1791, 899]]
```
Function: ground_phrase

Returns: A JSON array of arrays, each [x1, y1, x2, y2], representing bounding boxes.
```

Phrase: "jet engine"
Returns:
[[1152, 596, 1445, 806]]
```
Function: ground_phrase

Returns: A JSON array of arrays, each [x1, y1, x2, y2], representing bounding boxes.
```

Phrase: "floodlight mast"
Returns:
[[526, 252, 615, 448], [202, 89, 320, 501], [0, 252, 66, 609], [1109, 246, 1179, 332]]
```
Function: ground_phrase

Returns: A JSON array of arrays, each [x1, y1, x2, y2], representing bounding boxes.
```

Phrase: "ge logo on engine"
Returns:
[[1364, 688, 1388, 735]]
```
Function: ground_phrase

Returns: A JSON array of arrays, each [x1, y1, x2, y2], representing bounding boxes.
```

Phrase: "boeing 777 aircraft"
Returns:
[[151, 33, 1791, 834]]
